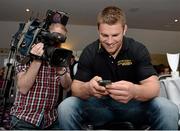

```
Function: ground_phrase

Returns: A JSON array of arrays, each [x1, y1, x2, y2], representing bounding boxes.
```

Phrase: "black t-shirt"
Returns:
[[75, 37, 157, 84]]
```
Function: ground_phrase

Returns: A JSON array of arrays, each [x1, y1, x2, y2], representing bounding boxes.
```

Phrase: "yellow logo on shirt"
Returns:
[[117, 59, 132, 66]]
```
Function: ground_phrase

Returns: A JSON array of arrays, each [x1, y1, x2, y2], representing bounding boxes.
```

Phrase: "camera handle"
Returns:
[[59, 67, 69, 76], [26, 27, 43, 58]]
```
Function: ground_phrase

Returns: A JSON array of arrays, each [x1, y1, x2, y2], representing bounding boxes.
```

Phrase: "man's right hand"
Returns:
[[30, 43, 44, 57], [88, 76, 109, 98]]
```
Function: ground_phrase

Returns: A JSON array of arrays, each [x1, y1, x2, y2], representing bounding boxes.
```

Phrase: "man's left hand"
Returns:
[[106, 80, 136, 103]]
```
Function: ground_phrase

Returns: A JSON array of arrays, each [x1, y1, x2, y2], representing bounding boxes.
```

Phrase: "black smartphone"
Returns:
[[98, 80, 112, 86]]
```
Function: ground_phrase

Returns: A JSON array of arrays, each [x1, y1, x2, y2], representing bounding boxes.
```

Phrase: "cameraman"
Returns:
[[10, 23, 72, 129]]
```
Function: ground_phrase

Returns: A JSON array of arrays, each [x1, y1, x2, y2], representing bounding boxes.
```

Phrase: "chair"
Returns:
[[92, 121, 149, 130], [158, 74, 172, 81], [167, 53, 179, 78]]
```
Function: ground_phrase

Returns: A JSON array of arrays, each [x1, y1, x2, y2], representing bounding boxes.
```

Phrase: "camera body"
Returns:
[[14, 10, 72, 67]]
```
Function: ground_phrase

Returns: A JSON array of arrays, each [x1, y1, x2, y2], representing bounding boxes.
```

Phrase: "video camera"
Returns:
[[13, 9, 72, 67]]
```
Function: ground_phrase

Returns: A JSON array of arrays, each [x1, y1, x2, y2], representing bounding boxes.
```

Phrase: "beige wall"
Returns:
[[151, 54, 168, 66], [1, 21, 180, 67], [1, 21, 180, 54]]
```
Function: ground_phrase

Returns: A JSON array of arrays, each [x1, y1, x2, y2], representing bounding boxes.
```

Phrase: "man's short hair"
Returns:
[[49, 23, 67, 33], [97, 6, 126, 28]]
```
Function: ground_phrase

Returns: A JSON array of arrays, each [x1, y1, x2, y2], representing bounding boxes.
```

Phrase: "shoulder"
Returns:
[[124, 37, 146, 51], [123, 37, 151, 62], [83, 39, 99, 53], [80, 39, 99, 58], [77, 40, 100, 70], [123, 37, 149, 57]]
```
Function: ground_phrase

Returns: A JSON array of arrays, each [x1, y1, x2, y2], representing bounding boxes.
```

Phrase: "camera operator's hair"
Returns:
[[97, 6, 126, 28], [49, 23, 67, 34]]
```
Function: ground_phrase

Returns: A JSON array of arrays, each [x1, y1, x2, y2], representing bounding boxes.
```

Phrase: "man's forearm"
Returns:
[[17, 60, 42, 94], [133, 76, 160, 101], [71, 80, 91, 99]]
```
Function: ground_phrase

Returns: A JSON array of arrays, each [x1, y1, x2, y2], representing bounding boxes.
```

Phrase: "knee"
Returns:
[[149, 97, 179, 118], [58, 96, 83, 116]]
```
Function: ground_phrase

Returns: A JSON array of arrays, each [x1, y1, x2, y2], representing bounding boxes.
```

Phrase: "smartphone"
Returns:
[[98, 80, 112, 86]]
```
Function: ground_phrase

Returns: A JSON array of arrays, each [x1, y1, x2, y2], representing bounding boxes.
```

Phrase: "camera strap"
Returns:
[[16, 20, 34, 50]]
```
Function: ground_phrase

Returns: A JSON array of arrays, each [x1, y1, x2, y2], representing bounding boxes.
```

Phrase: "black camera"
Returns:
[[13, 10, 72, 67]]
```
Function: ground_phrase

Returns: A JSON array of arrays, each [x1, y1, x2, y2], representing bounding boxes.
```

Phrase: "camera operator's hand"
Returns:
[[57, 67, 72, 90], [17, 43, 45, 94], [87, 76, 109, 98], [58, 67, 68, 76], [30, 43, 44, 57]]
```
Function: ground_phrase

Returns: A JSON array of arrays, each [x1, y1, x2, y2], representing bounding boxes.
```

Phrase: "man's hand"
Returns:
[[30, 43, 44, 57], [87, 76, 109, 98], [106, 80, 136, 103], [57, 67, 72, 89], [57, 67, 68, 76]]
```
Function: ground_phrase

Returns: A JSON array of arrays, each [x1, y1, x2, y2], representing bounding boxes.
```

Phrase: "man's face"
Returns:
[[50, 24, 66, 36], [99, 23, 126, 55], [49, 23, 67, 47]]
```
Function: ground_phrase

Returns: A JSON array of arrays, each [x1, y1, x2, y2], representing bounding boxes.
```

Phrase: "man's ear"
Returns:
[[123, 24, 128, 36]]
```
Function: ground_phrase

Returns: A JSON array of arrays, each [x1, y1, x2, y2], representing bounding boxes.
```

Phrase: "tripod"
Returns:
[[0, 41, 17, 129], [0, 21, 37, 129]]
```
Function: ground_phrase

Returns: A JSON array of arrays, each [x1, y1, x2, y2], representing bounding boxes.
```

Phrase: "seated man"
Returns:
[[58, 6, 179, 130]]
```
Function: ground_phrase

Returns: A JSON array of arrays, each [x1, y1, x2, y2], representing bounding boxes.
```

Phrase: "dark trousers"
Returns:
[[10, 115, 60, 130]]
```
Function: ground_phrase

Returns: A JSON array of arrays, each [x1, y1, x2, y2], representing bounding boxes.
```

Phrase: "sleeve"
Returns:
[[135, 44, 157, 81], [15, 61, 29, 75], [74, 47, 94, 82]]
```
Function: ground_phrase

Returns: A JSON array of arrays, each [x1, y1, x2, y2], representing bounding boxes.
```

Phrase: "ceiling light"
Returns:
[[174, 19, 178, 23], [26, 8, 30, 12]]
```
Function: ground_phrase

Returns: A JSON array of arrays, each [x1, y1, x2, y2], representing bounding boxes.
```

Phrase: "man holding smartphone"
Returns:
[[58, 6, 179, 130]]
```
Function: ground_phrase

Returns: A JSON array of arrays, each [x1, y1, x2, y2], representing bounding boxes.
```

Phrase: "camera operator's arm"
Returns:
[[17, 43, 44, 95], [58, 67, 72, 90]]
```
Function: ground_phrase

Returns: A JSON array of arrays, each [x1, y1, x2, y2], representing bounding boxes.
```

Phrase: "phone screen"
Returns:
[[98, 80, 111, 86]]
